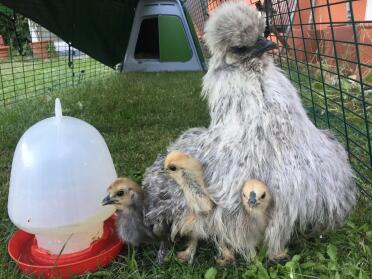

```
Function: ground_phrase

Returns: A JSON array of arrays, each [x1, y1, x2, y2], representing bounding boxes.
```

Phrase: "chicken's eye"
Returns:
[[261, 192, 266, 199], [168, 165, 177, 171], [116, 190, 125, 197], [231, 46, 249, 54]]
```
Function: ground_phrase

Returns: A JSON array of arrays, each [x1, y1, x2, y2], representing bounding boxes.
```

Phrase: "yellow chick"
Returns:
[[241, 179, 272, 216], [164, 151, 215, 263], [241, 179, 278, 259]]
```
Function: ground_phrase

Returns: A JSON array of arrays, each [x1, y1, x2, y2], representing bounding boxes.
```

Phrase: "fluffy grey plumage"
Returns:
[[115, 202, 154, 247], [143, 1, 356, 261]]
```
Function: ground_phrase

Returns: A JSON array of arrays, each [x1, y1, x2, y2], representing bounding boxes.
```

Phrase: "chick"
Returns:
[[228, 179, 274, 261], [211, 179, 273, 266], [164, 151, 214, 214], [102, 177, 155, 247], [242, 179, 272, 221], [164, 151, 215, 264]]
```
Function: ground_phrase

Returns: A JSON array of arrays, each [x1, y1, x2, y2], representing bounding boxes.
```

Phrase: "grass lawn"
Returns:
[[0, 72, 371, 278]]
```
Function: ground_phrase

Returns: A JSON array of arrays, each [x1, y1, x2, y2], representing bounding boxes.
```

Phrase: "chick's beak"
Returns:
[[102, 194, 115, 206], [251, 36, 277, 57], [248, 191, 257, 208]]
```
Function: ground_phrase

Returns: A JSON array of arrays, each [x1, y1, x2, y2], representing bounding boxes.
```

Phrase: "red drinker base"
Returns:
[[8, 215, 123, 278]]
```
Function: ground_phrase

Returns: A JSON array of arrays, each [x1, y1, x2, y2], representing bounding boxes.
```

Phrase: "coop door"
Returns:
[[134, 15, 192, 62], [135, 17, 160, 59]]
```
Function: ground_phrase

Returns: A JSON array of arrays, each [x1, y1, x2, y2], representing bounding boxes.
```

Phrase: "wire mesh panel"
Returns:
[[0, 8, 112, 106], [185, 0, 372, 197]]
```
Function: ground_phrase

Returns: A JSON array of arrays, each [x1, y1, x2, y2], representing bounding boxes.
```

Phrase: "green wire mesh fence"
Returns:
[[0, 1, 371, 197], [0, 7, 111, 106], [185, 0, 372, 197]]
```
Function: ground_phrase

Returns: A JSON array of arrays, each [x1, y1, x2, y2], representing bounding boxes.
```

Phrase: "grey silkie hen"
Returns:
[[143, 1, 356, 261]]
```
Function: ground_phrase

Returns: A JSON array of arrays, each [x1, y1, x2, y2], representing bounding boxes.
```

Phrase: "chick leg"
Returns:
[[265, 214, 290, 263], [156, 241, 170, 264], [177, 237, 198, 264], [215, 242, 235, 266], [268, 248, 289, 264]]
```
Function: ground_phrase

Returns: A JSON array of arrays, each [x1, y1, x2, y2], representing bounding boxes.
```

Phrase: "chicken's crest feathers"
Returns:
[[204, 1, 265, 55]]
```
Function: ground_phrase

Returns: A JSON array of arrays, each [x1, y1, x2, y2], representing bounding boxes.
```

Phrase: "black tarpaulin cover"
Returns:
[[0, 0, 139, 67]]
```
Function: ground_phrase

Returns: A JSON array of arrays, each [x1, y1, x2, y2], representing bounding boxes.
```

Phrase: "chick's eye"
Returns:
[[116, 190, 125, 197], [168, 165, 177, 171], [261, 192, 266, 199]]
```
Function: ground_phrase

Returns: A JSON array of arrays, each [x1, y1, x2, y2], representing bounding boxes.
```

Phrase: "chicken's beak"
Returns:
[[251, 36, 277, 57], [248, 191, 257, 208], [102, 195, 115, 206]]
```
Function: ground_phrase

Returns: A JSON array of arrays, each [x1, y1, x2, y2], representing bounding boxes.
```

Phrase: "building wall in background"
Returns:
[[365, 0, 372, 20]]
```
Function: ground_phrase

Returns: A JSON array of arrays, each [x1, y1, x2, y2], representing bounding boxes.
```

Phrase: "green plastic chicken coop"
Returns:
[[0, 0, 205, 71]]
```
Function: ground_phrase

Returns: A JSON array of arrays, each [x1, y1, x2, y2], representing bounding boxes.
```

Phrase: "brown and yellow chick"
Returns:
[[164, 151, 215, 263], [102, 177, 155, 247]]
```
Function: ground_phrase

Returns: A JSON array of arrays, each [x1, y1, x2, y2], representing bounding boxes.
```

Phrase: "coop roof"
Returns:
[[0, 0, 139, 68]]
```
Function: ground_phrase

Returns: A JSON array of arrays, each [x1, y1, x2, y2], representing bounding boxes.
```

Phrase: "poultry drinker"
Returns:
[[7, 98, 123, 278]]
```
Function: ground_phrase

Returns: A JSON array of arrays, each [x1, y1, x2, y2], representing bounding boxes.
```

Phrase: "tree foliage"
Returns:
[[0, 4, 31, 55]]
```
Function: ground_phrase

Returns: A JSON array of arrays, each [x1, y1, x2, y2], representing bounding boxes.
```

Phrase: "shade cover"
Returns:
[[0, 0, 139, 68]]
